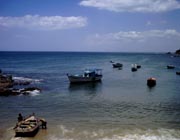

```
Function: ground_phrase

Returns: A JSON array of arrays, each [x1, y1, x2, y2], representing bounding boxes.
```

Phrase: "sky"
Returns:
[[0, 0, 180, 52]]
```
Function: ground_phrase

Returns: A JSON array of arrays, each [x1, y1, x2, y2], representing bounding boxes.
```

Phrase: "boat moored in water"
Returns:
[[67, 69, 102, 83], [131, 64, 137, 72], [112, 63, 123, 68], [167, 65, 175, 69], [176, 71, 180, 75]]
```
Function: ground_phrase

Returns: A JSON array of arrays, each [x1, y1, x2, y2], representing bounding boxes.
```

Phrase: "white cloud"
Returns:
[[88, 29, 180, 45], [80, 0, 180, 13], [0, 15, 87, 30]]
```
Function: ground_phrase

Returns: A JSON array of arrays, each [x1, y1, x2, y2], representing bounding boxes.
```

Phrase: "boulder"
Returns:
[[0, 70, 41, 96]]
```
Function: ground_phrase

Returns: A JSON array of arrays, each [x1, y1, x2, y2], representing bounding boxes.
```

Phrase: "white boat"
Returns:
[[67, 69, 102, 83]]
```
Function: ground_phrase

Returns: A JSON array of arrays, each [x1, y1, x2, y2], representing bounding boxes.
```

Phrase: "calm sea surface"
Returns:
[[0, 52, 180, 140]]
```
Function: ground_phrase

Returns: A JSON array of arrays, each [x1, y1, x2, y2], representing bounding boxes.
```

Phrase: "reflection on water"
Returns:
[[68, 82, 102, 93]]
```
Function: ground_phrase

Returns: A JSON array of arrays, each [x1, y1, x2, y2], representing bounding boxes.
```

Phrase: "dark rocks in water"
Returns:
[[0, 70, 41, 96], [175, 49, 180, 55], [0, 74, 14, 88], [0, 87, 41, 96]]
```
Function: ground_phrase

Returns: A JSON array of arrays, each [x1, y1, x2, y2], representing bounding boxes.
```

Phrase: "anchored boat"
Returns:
[[67, 69, 102, 84], [112, 63, 123, 68]]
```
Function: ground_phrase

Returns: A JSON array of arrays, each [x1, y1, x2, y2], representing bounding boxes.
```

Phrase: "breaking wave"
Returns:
[[13, 76, 43, 83], [46, 125, 180, 140]]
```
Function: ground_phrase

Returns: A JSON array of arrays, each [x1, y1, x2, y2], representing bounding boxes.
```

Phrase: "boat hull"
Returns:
[[15, 126, 39, 137], [112, 63, 123, 68], [68, 75, 102, 83], [14, 115, 40, 137]]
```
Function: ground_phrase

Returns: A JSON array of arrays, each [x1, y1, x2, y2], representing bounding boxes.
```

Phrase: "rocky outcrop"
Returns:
[[0, 70, 41, 96], [0, 87, 41, 96], [175, 49, 180, 55], [0, 74, 13, 89]]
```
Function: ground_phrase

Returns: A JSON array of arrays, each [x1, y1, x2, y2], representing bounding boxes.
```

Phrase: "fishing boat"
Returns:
[[112, 63, 123, 68], [14, 115, 40, 137], [176, 71, 180, 75], [67, 69, 102, 83], [167, 65, 175, 69], [131, 64, 137, 72], [137, 64, 141, 69]]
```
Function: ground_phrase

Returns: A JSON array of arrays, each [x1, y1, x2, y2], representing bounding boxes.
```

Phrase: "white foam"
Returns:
[[13, 76, 43, 83], [46, 126, 180, 140], [27, 89, 40, 96]]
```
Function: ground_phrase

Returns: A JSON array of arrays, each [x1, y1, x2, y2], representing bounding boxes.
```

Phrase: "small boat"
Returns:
[[14, 115, 40, 137], [137, 64, 141, 69], [167, 65, 175, 69], [176, 71, 180, 75], [131, 64, 137, 72], [67, 69, 102, 84], [112, 63, 123, 68], [147, 77, 156, 87]]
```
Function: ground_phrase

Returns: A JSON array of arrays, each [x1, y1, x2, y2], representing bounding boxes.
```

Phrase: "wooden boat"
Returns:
[[147, 77, 156, 87], [167, 65, 175, 69], [14, 115, 40, 137], [67, 69, 102, 83], [112, 63, 123, 68]]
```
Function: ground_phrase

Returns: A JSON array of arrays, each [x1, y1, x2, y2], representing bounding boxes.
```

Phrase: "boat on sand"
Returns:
[[14, 115, 46, 137]]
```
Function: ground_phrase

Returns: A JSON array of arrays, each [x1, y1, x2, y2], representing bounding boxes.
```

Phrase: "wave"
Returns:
[[13, 76, 43, 83], [46, 125, 180, 140], [27, 89, 40, 96]]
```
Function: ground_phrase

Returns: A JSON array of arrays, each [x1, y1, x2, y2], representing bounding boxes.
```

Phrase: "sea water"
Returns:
[[0, 52, 180, 140]]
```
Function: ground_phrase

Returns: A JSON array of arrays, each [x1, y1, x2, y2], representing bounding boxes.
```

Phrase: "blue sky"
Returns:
[[0, 0, 180, 52]]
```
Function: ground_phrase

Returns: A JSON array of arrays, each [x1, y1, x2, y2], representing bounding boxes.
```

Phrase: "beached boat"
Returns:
[[112, 63, 123, 68], [67, 69, 102, 83], [14, 115, 40, 137]]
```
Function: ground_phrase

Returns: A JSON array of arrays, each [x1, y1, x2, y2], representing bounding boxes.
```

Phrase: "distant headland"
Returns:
[[167, 49, 180, 57]]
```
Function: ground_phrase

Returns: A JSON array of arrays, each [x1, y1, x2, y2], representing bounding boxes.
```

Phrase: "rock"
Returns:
[[0, 70, 41, 96], [0, 87, 41, 96], [0, 74, 14, 88], [0, 88, 20, 96], [175, 49, 180, 54]]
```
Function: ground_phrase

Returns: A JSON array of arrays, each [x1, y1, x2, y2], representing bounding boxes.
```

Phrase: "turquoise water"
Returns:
[[0, 52, 180, 140]]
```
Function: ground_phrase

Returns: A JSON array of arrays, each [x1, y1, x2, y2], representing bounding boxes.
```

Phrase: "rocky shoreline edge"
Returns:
[[0, 69, 41, 96]]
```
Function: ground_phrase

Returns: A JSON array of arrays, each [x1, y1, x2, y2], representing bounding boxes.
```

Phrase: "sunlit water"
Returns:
[[0, 52, 180, 140]]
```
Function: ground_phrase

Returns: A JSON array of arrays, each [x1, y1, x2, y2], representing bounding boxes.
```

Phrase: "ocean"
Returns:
[[0, 52, 180, 140]]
